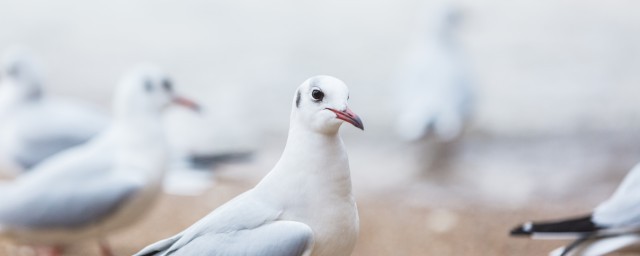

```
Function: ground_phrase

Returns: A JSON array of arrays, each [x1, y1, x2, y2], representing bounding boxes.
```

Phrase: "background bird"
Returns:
[[392, 3, 474, 180], [510, 163, 640, 256], [134, 75, 363, 256], [0, 47, 108, 176], [394, 3, 473, 143], [0, 65, 199, 256]]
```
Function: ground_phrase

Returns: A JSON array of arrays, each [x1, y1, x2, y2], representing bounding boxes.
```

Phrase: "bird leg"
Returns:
[[97, 240, 113, 256]]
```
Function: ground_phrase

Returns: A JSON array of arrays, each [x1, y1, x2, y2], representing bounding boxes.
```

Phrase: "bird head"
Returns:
[[114, 64, 200, 119], [0, 47, 43, 102], [292, 75, 363, 134]]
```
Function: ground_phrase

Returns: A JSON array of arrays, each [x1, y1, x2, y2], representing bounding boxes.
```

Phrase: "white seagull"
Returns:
[[0, 47, 108, 175], [394, 4, 473, 142], [0, 65, 200, 256], [135, 75, 364, 256], [511, 163, 640, 256]]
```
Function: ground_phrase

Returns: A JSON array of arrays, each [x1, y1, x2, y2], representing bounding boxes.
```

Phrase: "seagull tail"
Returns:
[[551, 234, 640, 256], [134, 234, 182, 256], [510, 214, 602, 239], [185, 151, 254, 170]]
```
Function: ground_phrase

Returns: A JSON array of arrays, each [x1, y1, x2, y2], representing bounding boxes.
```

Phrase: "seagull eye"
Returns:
[[311, 89, 324, 101], [7, 65, 19, 77], [144, 80, 154, 92], [162, 79, 173, 92]]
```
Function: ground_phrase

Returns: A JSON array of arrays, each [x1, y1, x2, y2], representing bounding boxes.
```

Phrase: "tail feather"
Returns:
[[559, 236, 591, 256], [510, 214, 602, 238], [551, 234, 640, 256], [134, 234, 182, 256], [186, 151, 253, 170]]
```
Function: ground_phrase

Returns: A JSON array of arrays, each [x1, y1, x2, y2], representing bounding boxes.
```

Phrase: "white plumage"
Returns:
[[0, 47, 107, 175], [511, 163, 640, 256], [135, 75, 363, 256], [0, 65, 200, 255], [395, 4, 473, 142]]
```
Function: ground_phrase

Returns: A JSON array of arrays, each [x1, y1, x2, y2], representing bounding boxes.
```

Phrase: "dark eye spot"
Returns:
[[7, 64, 19, 77], [311, 89, 324, 102], [162, 79, 173, 92], [144, 80, 154, 92]]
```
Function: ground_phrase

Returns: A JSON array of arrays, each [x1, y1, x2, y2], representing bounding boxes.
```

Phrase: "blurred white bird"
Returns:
[[394, 4, 473, 142], [0, 65, 200, 256], [0, 47, 108, 175], [135, 75, 363, 256], [511, 163, 640, 256]]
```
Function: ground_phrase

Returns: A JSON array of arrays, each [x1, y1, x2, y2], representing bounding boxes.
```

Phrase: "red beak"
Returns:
[[327, 107, 364, 130], [172, 95, 201, 112]]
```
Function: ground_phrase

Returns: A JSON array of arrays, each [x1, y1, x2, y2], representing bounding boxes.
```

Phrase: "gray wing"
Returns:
[[0, 174, 140, 229], [163, 221, 312, 256], [135, 233, 184, 256], [14, 136, 91, 169], [168, 221, 313, 256], [10, 99, 108, 169]]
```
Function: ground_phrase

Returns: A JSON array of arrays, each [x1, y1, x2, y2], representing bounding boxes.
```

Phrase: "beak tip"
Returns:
[[353, 116, 364, 131], [172, 95, 201, 113], [326, 107, 364, 131], [348, 116, 365, 131]]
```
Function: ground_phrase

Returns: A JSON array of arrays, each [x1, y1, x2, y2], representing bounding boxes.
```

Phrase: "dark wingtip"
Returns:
[[509, 214, 599, 238], [510, 222, 533, 236]]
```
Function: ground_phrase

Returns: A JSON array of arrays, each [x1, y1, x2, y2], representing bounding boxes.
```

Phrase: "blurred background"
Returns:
[[1, 0, 640, 255]]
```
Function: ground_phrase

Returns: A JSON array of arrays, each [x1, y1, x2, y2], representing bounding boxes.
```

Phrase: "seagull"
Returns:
[[0, 65, 200, 256], [394, 4, 473, 142], [134, 75, 364, 256], [510, 163, 640, 256], [0, 47, 108, 175]]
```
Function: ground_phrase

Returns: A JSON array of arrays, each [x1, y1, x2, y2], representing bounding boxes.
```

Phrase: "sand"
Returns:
[[2, 134, 639, 255]]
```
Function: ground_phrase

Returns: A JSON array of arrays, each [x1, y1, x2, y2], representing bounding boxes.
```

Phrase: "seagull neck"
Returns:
[[112, 114, 168, 180], [116, 117, 165, 150], [283, 125, 343, 155], [0, 88, 32, 114], [257, 123, 353, 199]]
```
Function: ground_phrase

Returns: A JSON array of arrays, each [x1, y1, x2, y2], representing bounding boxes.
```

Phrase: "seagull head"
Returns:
[[0, 47, 43, 101], [292, 75, 363, 134], [114, 64, 200, 118]]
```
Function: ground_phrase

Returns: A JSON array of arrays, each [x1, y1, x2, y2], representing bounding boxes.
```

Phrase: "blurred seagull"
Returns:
[[511, 163, 640, 256], [135, 75, 363, 256], [163, 151, 254, 196], [394, 4, 473, 142], [0, 65, 200, 256], [0, 47, 108, 175]]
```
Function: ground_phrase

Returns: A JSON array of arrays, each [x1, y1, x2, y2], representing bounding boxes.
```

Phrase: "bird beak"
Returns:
[[172, 95, 201, 112], [327, 107, 364, 130]]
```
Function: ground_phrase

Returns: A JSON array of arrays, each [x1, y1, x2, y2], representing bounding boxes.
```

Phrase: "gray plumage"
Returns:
[[0, 134, 137, 231], [135, 76, 363, 256], [395, 4, 473, 142], [0, 65, 197, 254], [0, 47, 107, 173], [511, 163, 640, 255], [135, 193, 313, 256]]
